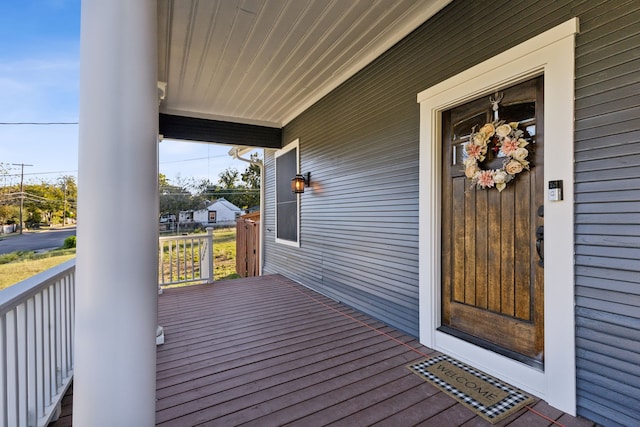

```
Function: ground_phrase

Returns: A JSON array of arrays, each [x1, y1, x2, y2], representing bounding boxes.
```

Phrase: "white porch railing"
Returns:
[[0, 230, 212, 426], [158, 228, 215, 287], [0, 259, 75, 427]]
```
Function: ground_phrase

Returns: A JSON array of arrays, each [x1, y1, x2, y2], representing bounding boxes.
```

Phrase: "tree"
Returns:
[[0, 204, 18, 225], [158, 153, 263, 219], [0, 175, 77, 227], [239, 153, 262, 209], [23, 181, 59, 224], [58, 176, 78, 225], [241, 153, 261, 190], [0, 163, 16, 224], [197, 154, 262, 210], [217, 168, 240, 189], [159, 173, 170, 187], [159, 174, 203, 220]]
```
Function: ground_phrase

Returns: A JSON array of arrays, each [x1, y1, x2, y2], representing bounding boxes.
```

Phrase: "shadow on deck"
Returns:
[[52, 274, 594, 426]]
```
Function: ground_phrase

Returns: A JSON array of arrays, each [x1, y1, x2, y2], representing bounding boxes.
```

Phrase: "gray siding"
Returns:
[[574, 1, 640, 426], [263, 1, 640, 424]]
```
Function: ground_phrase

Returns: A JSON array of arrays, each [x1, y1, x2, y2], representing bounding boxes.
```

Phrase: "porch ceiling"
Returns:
[[157, 0, 452, 129]]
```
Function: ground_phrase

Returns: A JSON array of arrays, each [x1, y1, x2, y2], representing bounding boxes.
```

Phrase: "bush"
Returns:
[[0, 251, 24, 265], [63, 235, 76, 249]]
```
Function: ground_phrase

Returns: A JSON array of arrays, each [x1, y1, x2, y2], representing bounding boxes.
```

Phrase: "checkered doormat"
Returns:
[[408, 355, 535, 424]]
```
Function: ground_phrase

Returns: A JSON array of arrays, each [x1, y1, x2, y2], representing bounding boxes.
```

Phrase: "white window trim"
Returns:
[[418, 18, 578, 415], [274, 138, 300, 247]]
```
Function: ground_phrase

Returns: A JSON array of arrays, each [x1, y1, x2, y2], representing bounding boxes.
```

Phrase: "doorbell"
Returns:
[[548, 180, 563, 201]]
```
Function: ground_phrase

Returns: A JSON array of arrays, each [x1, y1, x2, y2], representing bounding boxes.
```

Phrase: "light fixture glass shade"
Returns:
[[291, 174, 306, 193]]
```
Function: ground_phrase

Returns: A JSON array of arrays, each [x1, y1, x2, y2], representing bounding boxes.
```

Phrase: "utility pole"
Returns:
[[12, 163, 33, 234], [63, 183, 67, 227]]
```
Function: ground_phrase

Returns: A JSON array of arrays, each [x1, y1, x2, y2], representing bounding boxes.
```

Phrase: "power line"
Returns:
[[160, 190, 260, 195], [1, 194, 78, 207], [0, 122, 78, 125], [160, 155, 228, 164], [3, 170, 78, 177]]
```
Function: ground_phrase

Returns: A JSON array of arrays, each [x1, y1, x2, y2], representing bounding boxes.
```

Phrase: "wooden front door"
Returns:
[[440, 77, 544, 366]]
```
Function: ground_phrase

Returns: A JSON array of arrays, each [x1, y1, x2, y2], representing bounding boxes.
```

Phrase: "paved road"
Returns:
[[0, 227, 76, 255]]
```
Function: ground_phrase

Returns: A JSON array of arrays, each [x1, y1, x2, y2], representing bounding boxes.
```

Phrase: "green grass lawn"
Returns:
[[0, 249, 77, 291], [0, 228, 239, 292], [212, 228, 241, 281], [159, 228, 240, 287]]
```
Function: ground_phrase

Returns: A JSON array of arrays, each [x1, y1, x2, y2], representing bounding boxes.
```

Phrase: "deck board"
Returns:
[[51, 274, 596, 427]]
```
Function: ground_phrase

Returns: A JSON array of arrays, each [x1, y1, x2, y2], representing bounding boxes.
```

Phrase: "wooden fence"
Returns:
[[236, 212, 260, 277]]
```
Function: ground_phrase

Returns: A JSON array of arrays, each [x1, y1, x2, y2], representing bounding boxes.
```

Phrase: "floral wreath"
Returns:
[[463, 120, 530, 192]]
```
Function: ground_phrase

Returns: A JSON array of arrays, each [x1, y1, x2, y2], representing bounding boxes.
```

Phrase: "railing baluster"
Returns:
[[68, 278, 73, 369], [160, 242, 166, 285], [0, 316, 8, 427], [158, 232, 216, 287], [190, 239, 195, 280], [7, 310, 17, 427], [182, 238, 187, 281], [35, 293, 44, 418], [18, 304, 28, 427], [158, 242, 163, 285], [63, 278, 69, 378], [27, 297, 37, 426], [54, 281, 62, 391], [169, 240, 174, 284], [59, 281, 67, 382], [207, 228, 214, 283], [42, 288, 50, 415], [176, 239, 181, 281], [48, 286, 56, 402]]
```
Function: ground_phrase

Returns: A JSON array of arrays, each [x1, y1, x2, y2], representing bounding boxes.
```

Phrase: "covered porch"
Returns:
[[53, 275, 592, 426]]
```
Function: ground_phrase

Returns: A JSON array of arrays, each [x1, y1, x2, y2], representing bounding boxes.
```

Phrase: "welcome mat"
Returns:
[[408, 355, 535, 424]]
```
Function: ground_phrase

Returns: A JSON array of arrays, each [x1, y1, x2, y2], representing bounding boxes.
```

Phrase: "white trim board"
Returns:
[[417, 18, 578, 415], [274, 138, 301, 247]]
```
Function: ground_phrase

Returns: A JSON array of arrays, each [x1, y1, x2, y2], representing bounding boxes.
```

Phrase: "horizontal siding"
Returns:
[[265, 0, 578, 338], [574, 0, 640, 425], [263, 0, 640, 424]]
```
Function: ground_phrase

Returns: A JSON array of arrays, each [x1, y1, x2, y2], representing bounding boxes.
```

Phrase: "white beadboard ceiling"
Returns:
[[158, 0, 451, 128]]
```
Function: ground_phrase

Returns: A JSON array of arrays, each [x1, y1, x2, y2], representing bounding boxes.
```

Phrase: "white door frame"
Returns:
[[418, 18, 579, 415]]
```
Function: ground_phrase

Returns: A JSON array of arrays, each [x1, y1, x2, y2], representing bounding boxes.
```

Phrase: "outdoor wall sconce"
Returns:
[[291, 172, 311, 193]]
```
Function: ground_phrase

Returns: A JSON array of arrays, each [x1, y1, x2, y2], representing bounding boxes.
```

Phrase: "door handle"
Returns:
[[536, 225, 544, 267]]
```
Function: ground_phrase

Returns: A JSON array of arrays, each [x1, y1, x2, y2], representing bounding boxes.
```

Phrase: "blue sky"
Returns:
[[0, 1, 259, 188]]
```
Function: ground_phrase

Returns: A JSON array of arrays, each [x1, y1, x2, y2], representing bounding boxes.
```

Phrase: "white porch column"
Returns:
[[75, 1, 158, 426]]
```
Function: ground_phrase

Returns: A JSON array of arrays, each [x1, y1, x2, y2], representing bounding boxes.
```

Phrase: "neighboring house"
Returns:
[[76, 1, 639, 426], [177, 210, 193, 223], [182, 198, 242, 227]]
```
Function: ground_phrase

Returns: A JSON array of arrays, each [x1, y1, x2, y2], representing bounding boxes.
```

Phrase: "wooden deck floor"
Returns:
[[52, 275, 595, 426]]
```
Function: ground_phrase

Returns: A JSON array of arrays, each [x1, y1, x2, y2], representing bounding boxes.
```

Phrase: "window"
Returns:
[[275, 139, 300, 246], [208, 211, 217, 223]]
